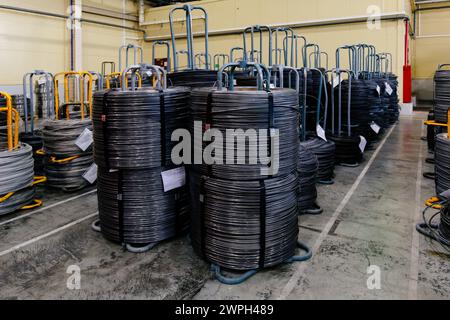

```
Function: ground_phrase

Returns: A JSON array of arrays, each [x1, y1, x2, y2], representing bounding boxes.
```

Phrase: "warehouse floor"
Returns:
[[0, 112, 449, 300]]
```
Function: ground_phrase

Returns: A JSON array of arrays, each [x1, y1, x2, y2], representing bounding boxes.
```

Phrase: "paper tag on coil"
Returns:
[[376, 85, 381, 96], [75, 128, 93, 151], [38, 78, 47, 85], [316, 124, 327, 141], [370, 122, 381, 134], [385, 82, 393, 96], [270, 83, 276, 89], [439, 189, 450, 199], [233, 79, 237, 86], [161, 167, 186, 192], [359, 136, 367, 153], [333, 76, 342, 88], [83, 163, 98, 184]]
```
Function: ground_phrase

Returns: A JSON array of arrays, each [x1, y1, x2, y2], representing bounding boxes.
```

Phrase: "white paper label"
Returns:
[[145, 71, 153, 77], [161, 167, 186, 192], [83, 163, 98, 184], [359, 136, 367, 153], [376, 85, 381, 96], [233, 79, 237, 86], [75, 128, 93, 152], [270, 83, 276, 89], [38, 78, 46, 85], [333, 76, 342, 88], [316, 124, 327, 141], [370, 122, 381, 134], [385, 82, 393, 96]]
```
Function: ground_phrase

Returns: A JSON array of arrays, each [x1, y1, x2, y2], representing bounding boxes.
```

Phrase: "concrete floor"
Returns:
[[0, 112, 449, 300]]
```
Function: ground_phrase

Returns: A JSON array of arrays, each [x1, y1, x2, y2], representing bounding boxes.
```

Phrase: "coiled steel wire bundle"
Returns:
[[338, 78, 382, 144], [328, 72, 364, 166], [0, 143, 36, 216], [188, 62, 309, 278], [93, 66, 191, 252], [168, 70, 219, 88], [97, 166, 190, 249], [434, 68, 450, 124], [297, 144, 322, 214], [42, 119, 94, 191], [189, 87, 299, 180], [92, 87, 190, 169], [301, 136, 335, 183], [386, 73, 400, 124], [435, 133, 450, 195], [416, 198, 450, 251], [190, 170, 299, 271]]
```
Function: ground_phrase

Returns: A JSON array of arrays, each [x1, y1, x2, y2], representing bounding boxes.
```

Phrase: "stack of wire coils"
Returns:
[[298, 68, 336, 184], [168, 70, 219, 88], [306, 69, 325, 131], [11, 95, 29, 119], [189, 81, 304, 275], [328, 75, 364, 166], [0, 143, 36, 216], [434, 67, 450, 124], [386, 73, 400, 125], [435, 133, 450, 196], [339, 78, 380, 145], [20, 132, 44, 176], [297, 144, 322, 214], [42, 119, 94, 191], [371, 76, 390, 130], [301, 136, 335, 184], [35, 79, 53, 119], [92, 79, 191, 252]]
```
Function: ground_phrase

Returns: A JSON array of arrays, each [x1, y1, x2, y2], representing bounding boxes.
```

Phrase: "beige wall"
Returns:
[[0, 0, 140, 86], [413, 7, 450, 80]]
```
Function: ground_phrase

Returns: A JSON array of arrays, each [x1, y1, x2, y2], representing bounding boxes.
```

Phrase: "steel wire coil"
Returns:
[[435, 133, 450, 195], [440, 204, 450, 242], [297, 144, 319, 212], [20, 132, 44, 175], [0, 143, 35, 216], [92, 87, 190, 169], [328, 134, 363, 165], [386, 73, 400, 124], [97, 166, 190, 247], [42, 119, 94, 191], [434, 69, 450, 124], [189, 87, 299, 180], [189, 170, 299, 271], [301, 136, 335, 182], [168, 70, 219, 88], [338, 79, 383, 143]]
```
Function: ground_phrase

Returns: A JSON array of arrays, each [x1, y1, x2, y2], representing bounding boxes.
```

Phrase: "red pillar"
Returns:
[[403, 20, 412, 103]]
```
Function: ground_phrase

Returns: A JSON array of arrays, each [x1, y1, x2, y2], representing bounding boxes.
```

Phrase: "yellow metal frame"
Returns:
[[0, 176, 47, 210], [0, 92, 20, 151], [54, 71, 93, 120], [425, 109, 450, 139], [105, 72, 142, 89]]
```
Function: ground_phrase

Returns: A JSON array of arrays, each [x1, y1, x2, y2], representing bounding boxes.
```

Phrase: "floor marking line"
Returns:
[[0, 212, 98, 257], [0, 189, 97, 227], [277, 124, 397, 300], [408, 125, 425, 300]]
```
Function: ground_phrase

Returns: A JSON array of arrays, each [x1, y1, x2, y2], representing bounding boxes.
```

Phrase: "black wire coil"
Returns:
[[168, 70, 219, 88], [189, 87, 299, 180], [0, 143, 36, 216], [435, 133, 450, 195], [301, 136, 335, 182], [97, 166, 190, 247], [386, 73, 400, 125], [92, 87, 190, 169], [42, 119, 94, 191], [328, 134, 363, 165], [338, 78, 383, 143], [189, 170, 299, 271], [434, 69, 450, 124], [20, 132, 44, 176], [298, 143, 319, 212]]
